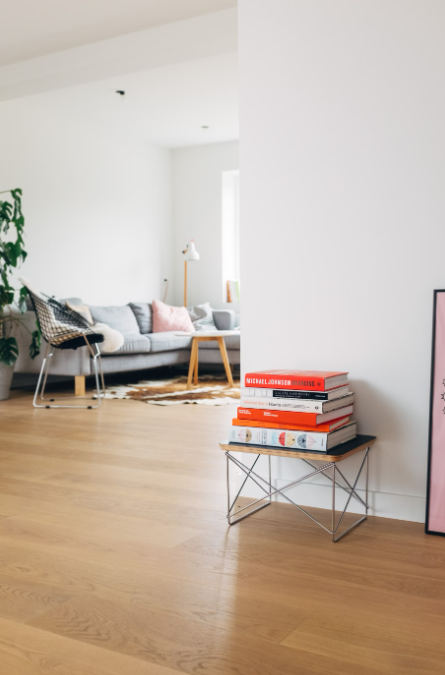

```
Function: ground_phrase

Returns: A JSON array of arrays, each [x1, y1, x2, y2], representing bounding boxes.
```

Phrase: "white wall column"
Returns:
[[239, 0, 445, 522]]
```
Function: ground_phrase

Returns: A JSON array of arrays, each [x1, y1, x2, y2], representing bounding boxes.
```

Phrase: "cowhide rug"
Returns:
[[98, 375, 240, 405]]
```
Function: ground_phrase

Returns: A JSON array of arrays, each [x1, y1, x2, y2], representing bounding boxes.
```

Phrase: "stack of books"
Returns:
[[229, 370, 356, 453]]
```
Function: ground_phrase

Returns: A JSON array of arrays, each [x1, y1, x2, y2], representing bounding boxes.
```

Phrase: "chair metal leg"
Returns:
[[82, 339, 103, 408], [98, 351, 105, 393], [33, 344, 53, 408], [39, 345, 53, 400], [89, 345, 102, 408], [33, 339, 103, 409]]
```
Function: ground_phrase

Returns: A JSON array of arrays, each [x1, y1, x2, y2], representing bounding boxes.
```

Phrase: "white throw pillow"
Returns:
[[93, 323, 124, 353], [187, 302, 217, 331]]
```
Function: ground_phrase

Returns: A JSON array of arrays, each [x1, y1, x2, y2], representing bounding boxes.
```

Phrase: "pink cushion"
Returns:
[[152, 299, 195, 333]]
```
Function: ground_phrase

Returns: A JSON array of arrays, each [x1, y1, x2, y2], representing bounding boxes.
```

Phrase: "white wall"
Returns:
[[171, 141, 239, 309], [0, 94, 172, 305], [239, 0, 445, 522]]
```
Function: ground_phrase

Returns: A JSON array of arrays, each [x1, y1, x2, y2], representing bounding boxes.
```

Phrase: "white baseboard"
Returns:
[[273, 479, 426, 523], [234, 476, 426, 523]]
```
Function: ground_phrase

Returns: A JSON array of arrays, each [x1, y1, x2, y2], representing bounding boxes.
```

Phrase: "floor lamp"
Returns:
[[182, 239, 200, 306]]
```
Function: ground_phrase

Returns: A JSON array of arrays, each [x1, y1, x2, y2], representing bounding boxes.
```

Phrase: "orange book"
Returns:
[[237, 405, 353, 426], [232, 416, 350, 433]]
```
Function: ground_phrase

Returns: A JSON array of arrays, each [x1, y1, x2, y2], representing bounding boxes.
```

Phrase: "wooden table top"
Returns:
[[175, 331, 239, 338], [219, 434, 376, 463]]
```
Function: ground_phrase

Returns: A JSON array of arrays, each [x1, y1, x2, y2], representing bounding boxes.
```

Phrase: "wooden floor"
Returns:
[[1, 389, 445, 675]]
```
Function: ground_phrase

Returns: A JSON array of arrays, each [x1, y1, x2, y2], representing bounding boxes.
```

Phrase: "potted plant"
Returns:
[[0, 188, 40, 400]]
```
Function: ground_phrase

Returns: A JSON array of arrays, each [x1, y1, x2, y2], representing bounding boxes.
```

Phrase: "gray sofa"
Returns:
[[13, 299, 240, 379]]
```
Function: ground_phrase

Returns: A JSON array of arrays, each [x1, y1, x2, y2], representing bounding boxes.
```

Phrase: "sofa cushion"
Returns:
[[198, 334, 240, 350], [106, 332, 151, 355], [188, 302, 217, 331], [212, 309, 236, 331], [147, 331, 192, 353], [152, 299, 194, 333], [89, 305, 140, 334], [129, 302, 153, 334]]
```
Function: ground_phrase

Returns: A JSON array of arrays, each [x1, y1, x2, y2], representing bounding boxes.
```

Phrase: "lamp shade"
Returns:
[[184, 239, 200, 261]]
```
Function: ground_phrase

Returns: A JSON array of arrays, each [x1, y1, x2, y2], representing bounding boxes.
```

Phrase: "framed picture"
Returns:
[[426, 289, 445, 535]]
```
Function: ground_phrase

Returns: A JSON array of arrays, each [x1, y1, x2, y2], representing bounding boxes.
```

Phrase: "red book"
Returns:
[[244, 370, 348, 391], [232, 416, 350, 433], [237, 405, 353, 426]]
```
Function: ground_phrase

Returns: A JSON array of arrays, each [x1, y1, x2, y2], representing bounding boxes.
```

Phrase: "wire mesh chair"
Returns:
[[25, 286, 105, 409]]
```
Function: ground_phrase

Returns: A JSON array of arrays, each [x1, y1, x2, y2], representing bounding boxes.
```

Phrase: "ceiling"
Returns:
[[30, 52, 238, 148], [0, 0, 237, 66]]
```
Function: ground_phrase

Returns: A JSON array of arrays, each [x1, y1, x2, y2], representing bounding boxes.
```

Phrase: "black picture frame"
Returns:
[[425, 289, 445, 536]]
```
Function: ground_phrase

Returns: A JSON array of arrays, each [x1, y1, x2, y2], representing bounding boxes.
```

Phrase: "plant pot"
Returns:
[[0, 361, 14, 401]]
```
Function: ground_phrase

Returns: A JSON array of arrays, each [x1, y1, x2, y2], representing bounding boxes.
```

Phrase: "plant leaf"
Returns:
[[0, 336, 19, 366], [0, 285, 14, 306], [18, 286, 28, 313], [2, 242, 18, 267], [29, 326, 41, 359]]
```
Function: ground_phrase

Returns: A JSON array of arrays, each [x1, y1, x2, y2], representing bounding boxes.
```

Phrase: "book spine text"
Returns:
[[239, 397, 324, 412], [229, 426, 327, 451], [241, 387, 329, 400]]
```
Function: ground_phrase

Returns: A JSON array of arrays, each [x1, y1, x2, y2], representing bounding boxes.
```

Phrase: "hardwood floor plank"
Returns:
[[175, 527, 445, 602], [28, 594, 382, 675], [0, 392, 444, 674], [0, 453, 225, 495], [0, 512, 203, 565], [0, 616, 182, 675], [282, 609, 445, 674], [0, 543, 309, 644], [0, 486, 227, 532], [0, 570, 73, 623]]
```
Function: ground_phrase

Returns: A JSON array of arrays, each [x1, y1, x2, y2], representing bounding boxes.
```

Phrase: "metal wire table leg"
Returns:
[[225, 447, 372, 542], [226, 453, 272, 525], [227, 452, 334, 531], [332, 465, 336, 542], [332, 449, 369, 542], [229, 454, 261, 513], [301, 458, 367, 509], [366, 452, 369, 516], [226, 452, 231, 517]]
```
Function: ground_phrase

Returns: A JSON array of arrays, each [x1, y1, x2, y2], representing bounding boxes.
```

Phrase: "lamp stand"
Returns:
[[184, 260, 187, 307]]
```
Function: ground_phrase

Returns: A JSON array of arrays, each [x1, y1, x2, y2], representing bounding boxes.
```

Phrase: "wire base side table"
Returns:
[[220, 434, 376, 542]]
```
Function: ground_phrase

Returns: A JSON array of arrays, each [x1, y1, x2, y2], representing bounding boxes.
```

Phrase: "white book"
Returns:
[[238, 393, 354, 414], [229, 422, 357, 451], [241, 385, 349, 401]]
